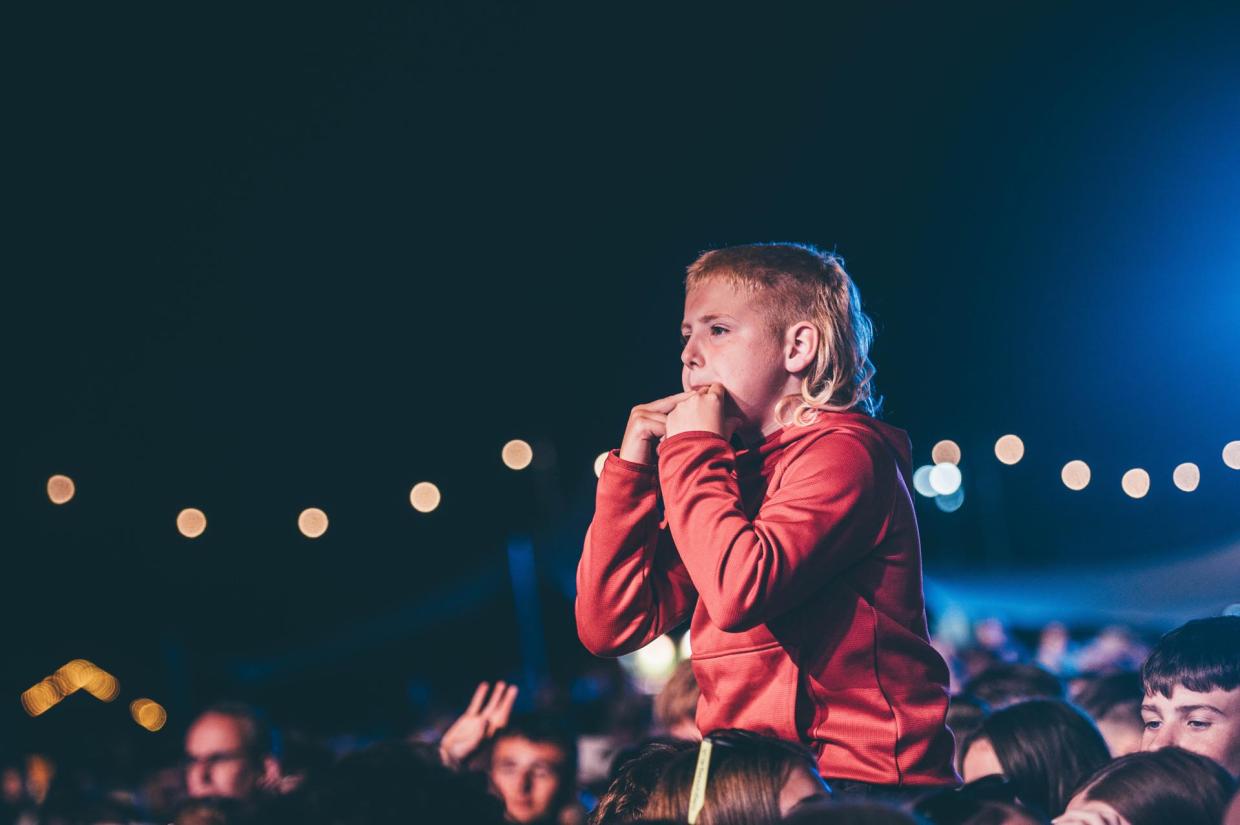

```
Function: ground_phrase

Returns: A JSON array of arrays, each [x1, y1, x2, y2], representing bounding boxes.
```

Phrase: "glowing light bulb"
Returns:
[[47, 475, 75, 504], [1121, 469, 1150, 499], [994, 435, 1024, 465], [1061, 461, 1091, 491], [410, 482, 441, 513], [1172, 463, 1199, 492], [1224, 441, 1240, 470], [929, 463, 962, 496], [177, 508, 207, 538], [502, 439, 534, 470], [298, 508, 329, 538], [912, 466, 937, 498], [932, 440, 961, 465]]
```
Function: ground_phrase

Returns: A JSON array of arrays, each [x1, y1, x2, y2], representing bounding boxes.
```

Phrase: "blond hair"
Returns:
[[685, 242, 880, 426]]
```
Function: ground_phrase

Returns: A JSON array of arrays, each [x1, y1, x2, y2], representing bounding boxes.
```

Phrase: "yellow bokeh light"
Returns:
[[931, 440, 961, 465], [1061, 460, 1091, 491], [594, 452, 608, 478], [994, 435, 1025, 465], [298, 508, 329, 538], [177, 508, 207, 538], [20, 680, 64, 717], [502, 439, 534, 471], [1172, 463, 1200, 492], [410, 482, 441, 513], [130, 698, 167, 732], [81, 666, 120, 702], [47, 475, 75, 505], [1122, 468, 1151, 499], [51, 660, 94, 693], [1224, 441, 1240, 470]]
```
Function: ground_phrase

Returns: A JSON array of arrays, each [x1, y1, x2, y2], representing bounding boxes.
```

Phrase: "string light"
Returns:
[[1172, 463, 1200, 492], [410, 482, 441, 513], [1121, 469, 1150, 499], [502, 439, 534, 471], [298, 508, 329, 538], [994, 435, 1025, 465], [1061, 460, 1091, 491], [176, 508, 207, 538], [932, 440, 961, 465], [47, 475, 75, 504]]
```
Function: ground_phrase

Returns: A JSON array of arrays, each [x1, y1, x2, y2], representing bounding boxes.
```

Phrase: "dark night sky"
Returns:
[[4, 4, 1239, 747]]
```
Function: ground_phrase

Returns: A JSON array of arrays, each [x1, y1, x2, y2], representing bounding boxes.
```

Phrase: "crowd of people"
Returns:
[[1, 614, 1236, 825]]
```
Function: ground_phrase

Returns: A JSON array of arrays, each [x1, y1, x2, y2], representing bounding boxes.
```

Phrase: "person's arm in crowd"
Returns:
[[575, 393, 699, 657], [658, 405, 894, 633], [439, 681, 518, 769]]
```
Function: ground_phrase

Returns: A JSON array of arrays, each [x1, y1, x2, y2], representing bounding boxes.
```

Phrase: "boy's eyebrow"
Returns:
[[1140, 704, 1161, 713], [1176, 703, 1225, 714], [684, 312, 729, 327]]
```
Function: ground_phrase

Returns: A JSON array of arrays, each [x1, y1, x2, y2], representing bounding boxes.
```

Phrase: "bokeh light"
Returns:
[[594, 452, 608, 478], [929, 462, 962, 496], [1122, 468, 1151, 499], [1172, 463, 1200, 492], [935, 487, 965, 513], [1061, 460, 1091, 491], [912, 466, 937, 498], [931, 440, 961, 465], [130, 698, 168, 732], [678, 631, 692, 660], [1224, 441, 1240, 470], [994, 435, 1025, 465], [619, 635, 678, 693], [501, 439, 534, 471], [298, 508, 329, 538], [410, 482, 441, 513], [47, 475, 75, 505], [20, 680, 64, 717], [176, 508, 207, 538]]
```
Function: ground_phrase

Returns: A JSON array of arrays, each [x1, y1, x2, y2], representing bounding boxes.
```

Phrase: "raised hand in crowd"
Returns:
[[438, 681, 519, 769]]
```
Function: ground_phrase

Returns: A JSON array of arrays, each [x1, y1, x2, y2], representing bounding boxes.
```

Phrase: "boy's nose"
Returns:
[[681, 339, 702, 369]]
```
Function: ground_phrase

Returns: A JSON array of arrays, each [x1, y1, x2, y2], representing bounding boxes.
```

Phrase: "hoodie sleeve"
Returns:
[[575, 451, 698, 657], [656, 428, 896, 633]]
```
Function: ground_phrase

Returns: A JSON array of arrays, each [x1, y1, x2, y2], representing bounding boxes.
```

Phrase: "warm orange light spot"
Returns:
[[994, 435, 1025, 465], [1173, 463, 1200, 492], [176, 508, 207, 538], [1121, 468, 1151, 499], [931, 440, 961, 465], [502, 439, 534, 470], [47, 475, 75, 504], [1061, 460, 1091, 491], [1224, 441, 1240, 470], [130, 698, 167, 732], [298, 508, 329, 538], [410, 482, 441, 513]]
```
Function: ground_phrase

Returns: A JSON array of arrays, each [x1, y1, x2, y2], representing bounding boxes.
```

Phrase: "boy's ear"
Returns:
[[784, 321, 818, 374]]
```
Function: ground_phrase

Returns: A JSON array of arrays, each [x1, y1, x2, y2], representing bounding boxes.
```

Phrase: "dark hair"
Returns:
[[961, 700, 1110, 818], [782, 801, 926, 824], [1072, 672, 1142, 722], [491, 713, 578, 793], [1141, 616, 1240, 698], [1073, 748, 1237, 825], [195, 702, 276, 761], [642, 729, 827, 825], [963, 665, 1064, 710], [588, 740, 692, 824], [946, 694, 990, 772], [312, 741, 504, 825]]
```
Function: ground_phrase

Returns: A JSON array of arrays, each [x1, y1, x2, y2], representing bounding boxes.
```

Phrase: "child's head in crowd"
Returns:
[[641, 729, 830, 823], [960, 699, 1110, 817], [680, 243, 879, 440], [1139, 615, 1240, 776], [488, 714, 579, 825], [1060, 747, 1236, 825]]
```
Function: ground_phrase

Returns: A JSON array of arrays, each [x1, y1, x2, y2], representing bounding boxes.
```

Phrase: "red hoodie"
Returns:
[[576, 410, 958, 786]]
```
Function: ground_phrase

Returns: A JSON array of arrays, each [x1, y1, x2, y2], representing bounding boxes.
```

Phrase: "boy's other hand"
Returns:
[[618, 390, 697, 465], [666, 384, 743, 440], [438, 680, 518, 769]]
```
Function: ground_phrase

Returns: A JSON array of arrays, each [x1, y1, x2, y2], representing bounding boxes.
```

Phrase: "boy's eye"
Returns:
[[710, 325, 728, 336], [1187, 720, 1211, 730], [1143, 720, 1161, 730]]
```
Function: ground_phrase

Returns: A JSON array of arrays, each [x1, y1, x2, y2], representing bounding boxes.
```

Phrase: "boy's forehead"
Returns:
[[683, 279, 761, 322], [1145, 684, 1240, 708]]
